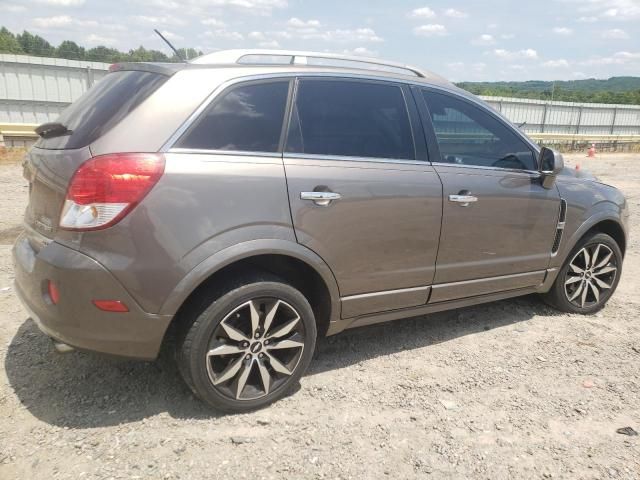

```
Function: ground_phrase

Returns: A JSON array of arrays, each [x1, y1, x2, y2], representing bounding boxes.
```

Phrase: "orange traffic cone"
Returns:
[[587, 143, 596, 157]]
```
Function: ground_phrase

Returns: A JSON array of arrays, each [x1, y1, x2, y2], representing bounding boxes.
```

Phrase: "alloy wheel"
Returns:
[[564, 243, 618, 309], [206, 298, 306, 401]]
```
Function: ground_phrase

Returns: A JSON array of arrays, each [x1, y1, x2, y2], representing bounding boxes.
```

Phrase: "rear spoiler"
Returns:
[[108, 62, 187, 76]]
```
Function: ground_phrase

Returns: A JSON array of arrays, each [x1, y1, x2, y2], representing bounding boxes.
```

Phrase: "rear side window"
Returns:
[[36, 71, 167, 150], [286, 80, 414, 160], [176, 81, 290, 152], [422, 90, 536, 170]]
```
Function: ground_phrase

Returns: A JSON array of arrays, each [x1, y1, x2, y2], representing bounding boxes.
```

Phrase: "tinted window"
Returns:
[[37, 71, 167, 150], [177, 81, 289, 152], [287, 80, 414, 160], [422, 90, 536, 170]]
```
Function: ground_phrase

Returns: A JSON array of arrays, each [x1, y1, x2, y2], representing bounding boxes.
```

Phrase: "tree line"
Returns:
[[0, 26, 200, 63], [458, 81, 640, 106]]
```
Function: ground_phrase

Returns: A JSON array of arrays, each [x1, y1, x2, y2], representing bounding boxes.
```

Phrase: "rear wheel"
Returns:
[[543, 232, 622, 314], [176, 277, 317, 412]]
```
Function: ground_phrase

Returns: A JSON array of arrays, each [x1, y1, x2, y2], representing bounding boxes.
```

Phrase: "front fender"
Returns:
[[159, 238, 341, 323], [551, 205, 625, 269]]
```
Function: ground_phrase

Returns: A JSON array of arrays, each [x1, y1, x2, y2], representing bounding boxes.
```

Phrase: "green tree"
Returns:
[[0, 27, 23, 54], [16, 30, 55, 56], [56, 40, 85, 60], [85, 46, 124, 63]]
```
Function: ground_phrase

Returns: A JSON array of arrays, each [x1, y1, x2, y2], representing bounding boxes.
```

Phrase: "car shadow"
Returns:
[[4, 295, 557, 427]]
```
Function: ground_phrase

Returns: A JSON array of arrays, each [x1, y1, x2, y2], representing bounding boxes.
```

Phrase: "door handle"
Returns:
[[448, 194, 478, 207], [300, 191, 342, 206]]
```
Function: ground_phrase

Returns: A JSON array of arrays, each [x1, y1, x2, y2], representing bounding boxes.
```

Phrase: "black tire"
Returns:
[[176, 274, 317, 412], [543, 232, 622, 314]]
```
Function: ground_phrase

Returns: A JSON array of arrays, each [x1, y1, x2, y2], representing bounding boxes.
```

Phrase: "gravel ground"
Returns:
[[0, 152, 639, 479]]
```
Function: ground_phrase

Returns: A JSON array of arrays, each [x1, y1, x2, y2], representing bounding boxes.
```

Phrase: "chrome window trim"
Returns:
[[284, 152, 430, 167], [167, 148, 282, 158], [161, 70, 541, 160], [430, 161, 541, 176]]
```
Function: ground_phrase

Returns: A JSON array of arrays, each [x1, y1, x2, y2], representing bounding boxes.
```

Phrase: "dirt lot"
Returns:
[[0, 151, 638, 479]]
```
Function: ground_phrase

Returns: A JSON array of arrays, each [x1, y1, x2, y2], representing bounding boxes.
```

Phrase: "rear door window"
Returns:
[[176, 81, 290, 152], [286, 79, 415, 160], [36, 70, 167, 150]]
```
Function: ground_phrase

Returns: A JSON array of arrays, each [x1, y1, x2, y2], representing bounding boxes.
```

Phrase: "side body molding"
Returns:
[[159, 238, 342, 322]]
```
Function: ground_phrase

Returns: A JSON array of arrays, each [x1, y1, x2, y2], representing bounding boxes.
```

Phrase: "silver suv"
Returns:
[[13, 50, 629, 412]]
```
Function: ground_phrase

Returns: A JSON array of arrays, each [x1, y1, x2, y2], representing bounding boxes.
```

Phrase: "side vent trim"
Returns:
[[551, 198, 567, 255]]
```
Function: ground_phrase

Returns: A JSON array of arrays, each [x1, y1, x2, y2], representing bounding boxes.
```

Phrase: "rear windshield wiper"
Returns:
[[35, 122, 73, 139]]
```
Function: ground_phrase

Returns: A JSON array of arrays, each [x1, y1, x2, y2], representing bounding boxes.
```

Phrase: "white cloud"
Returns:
[[471, 34, 495, 46], [133, 15, 186, 26], [492, 48, 538, 60], [258, 40, 280, 48], [33, 15, 73, 28], [614, 51, 640, 59], [568, 0, 640, 20], [291, 27, 383, 43], [413, 24, 447, 37], [287, 17, 321, 28], [542, 59, 570, 68], [579, 51, 640, 66], [577, 16, 598, 22], [500, 33, 515, 39], [85, 33, 116, 45], [553, 27, 573, 35], [160, 30, 183, 41], [36, 0, 85, 6], [601, 28, 629, 39], [204, 0, 287, 15], [443, 8, 467, 18], [446, 61, 465, 70], [0, 3, 27, 12], [248, 31, 265, 40], [409, 6, 436, 18], [201, 18, 226, 27], [342, 47, 378, 57], [202, 30, 244, 41]]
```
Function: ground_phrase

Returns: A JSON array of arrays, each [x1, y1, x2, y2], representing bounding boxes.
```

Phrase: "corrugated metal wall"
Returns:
[[480, 96, 640, 136], [0, 54, 109, 124], [1, 54, 640, 136]]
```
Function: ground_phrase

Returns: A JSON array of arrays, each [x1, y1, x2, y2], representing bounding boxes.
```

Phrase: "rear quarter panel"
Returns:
[[71, 153, 296, 314]]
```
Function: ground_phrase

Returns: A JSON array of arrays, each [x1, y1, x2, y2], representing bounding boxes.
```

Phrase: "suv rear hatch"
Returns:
[[23, 69, 168, 239]]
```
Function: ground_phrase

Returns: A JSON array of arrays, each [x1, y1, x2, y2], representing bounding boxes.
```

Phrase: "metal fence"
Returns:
[[481, 96, 640, 136], [0, 53, 109, 125], [1, 53, 640, 147]]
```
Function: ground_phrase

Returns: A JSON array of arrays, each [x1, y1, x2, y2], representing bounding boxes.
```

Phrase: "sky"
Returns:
[[0, 0, 639, 82]]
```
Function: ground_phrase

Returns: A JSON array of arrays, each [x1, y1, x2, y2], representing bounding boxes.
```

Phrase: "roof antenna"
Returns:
[[154, 29, 187, 63]]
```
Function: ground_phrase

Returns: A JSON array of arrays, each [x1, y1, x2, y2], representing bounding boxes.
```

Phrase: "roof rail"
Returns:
[[190, 49, 434, 79]]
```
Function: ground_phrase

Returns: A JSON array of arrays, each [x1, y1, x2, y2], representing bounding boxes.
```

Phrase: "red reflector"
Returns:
[[47, 280, 60, 305], [92, 300, 129, 312]]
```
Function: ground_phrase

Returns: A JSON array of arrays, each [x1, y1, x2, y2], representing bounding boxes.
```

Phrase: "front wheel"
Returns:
[[543, 232, 622, 314], [176, 277, 317, 412]]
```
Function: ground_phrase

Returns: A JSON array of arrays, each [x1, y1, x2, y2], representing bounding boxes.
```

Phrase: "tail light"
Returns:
[[60, 153, 165, 231]]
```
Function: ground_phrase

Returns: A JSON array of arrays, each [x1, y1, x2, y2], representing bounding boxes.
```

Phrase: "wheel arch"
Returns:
[[160, 239, 341, 338], [559, 214, 627, 267]]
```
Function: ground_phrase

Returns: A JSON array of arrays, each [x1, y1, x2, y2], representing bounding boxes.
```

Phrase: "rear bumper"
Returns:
[[12, 233, 172, 360]]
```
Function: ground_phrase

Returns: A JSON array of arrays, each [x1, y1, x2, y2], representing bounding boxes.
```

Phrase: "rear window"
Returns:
[[175, 81, 290, 152], [36, 70, 167, 150]]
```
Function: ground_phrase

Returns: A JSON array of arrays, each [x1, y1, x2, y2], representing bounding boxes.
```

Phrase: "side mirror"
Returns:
[[539, 147, 564, 189]]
